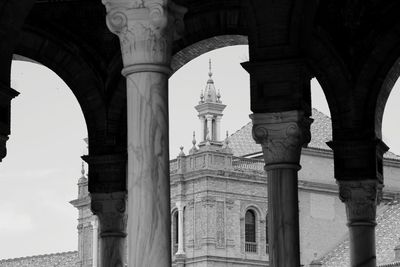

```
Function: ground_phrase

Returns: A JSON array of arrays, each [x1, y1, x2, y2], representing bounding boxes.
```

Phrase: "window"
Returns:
[[266, 214, 269, 254], [245, 210, 257, 252], [172, 211, 178, 254]]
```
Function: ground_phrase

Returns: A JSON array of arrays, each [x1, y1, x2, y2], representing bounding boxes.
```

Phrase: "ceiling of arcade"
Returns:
[[4, 0, 400, 147]]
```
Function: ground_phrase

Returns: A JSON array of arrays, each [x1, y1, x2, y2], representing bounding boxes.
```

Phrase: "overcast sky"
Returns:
[[0, 45, 399, 259]]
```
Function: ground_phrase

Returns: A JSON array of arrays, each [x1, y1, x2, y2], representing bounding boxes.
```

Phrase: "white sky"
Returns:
[[0, 45, 399, 259]]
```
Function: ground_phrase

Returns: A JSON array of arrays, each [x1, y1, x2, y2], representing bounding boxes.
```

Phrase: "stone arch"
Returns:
[[13, 26, 108, 153], [358, 22, 400, 140], [308, 30, 353, 135], [171, 35, 248, 72]]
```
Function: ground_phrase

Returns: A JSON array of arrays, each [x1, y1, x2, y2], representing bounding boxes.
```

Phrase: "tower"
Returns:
[[195, 59, 226, 147]]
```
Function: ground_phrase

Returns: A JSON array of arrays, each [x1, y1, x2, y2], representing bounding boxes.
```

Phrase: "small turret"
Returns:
[[194, 59, 226, 147]]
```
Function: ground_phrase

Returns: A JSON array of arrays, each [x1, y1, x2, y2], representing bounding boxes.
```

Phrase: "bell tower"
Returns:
[[195, 59, 226, 148]]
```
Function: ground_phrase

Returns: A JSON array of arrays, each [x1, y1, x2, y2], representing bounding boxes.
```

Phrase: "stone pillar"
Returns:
[[176, 201, 185, 255], [215, 117, 221, 141], [205, 114, 213, 141], [251, 110, 311, 267], [91, 192, 127, 267], [92, 217, 99, 267], [328, 139, 388, 267], [337, 180, 381, 267], [199, 117, 205, 142], [102, 1, 185, 266]]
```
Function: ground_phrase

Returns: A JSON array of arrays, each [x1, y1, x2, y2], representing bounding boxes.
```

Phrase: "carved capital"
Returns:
[[91, 192, 127, 237], [102, 0, 186, 67], [250, 110, 312, 168], [338, 180, 381, 226]]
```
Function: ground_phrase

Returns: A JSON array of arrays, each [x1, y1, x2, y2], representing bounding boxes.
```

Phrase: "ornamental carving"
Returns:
[[338, 180, 382, 225], [102, 0, 186, 66], [90, 192, 127, 237], [250, 110, 312, 166]]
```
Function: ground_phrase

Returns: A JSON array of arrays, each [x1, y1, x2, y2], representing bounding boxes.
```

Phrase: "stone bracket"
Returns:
[[327, 138, 388, 182], [82, 153, 127, 193]]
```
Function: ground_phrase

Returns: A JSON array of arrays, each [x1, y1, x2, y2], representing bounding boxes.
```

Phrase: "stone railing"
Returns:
[[245, 242, 257, 253], [232, 157, 265, 172], [169, 153, 266, 174]]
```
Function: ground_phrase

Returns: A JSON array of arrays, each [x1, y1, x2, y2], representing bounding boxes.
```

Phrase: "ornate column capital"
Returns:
[[91, 191, 127, 237], [338, 180, 382, 226], [102, 0, 186, 69], [250, 110, 312, 169]]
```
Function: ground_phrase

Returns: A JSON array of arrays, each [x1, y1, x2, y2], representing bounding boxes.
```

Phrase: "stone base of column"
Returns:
[[175, 254, 186, 267]]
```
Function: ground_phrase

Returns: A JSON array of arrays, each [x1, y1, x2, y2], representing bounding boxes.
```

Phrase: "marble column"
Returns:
[[338, 180, 381, 267], [91, 192, 127, 267], [102, 1, 185, 266], [176, 201, 185, 255], [205, 114, 213, 141], [92, 217, 99, 267], [251, 110, 311, 267]]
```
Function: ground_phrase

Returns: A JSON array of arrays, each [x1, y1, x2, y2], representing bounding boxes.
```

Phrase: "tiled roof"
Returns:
[[319, 201, 400, 266], [0, 251, 78, 267], [228, 108, 400, 161]]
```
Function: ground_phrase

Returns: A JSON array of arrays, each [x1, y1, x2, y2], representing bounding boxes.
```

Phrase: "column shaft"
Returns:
[[251, 110, 311, 267], [206, 115, 213, 141], [349, 225, 376, 266], [176, 203, 185, 254], [267, 168, 300, 267], [92, 218, 98, 267], [126, 70, 171, 266], [215, 117, 221, 141]]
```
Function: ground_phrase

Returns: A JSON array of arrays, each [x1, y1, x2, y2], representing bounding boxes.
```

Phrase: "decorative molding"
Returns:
[[90, 191, 127, 237], [337, 180, 382, 226], [102, 0, 186, 68], [250, 110, 312, 168]]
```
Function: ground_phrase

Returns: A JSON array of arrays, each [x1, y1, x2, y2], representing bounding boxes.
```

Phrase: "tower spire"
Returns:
[[195, 59, 226, 146], [208, 58, 212, 78], [81, 161, 85, 177]]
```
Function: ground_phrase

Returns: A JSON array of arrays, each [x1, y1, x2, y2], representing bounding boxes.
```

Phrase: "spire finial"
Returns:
[[189, 131, 198, 154], [192, 131, 197, 145], [179, 146, 185, 156], [208, 58, 212, 78], [225, 131, 230, 146], [81, 161, 85, 177]]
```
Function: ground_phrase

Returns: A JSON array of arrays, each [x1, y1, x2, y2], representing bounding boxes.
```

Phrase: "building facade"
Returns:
[[65, 66, 400, 267]]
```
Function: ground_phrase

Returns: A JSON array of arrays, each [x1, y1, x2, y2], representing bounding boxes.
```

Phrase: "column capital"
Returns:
[[102, 0, 186, 69], [176, 201, 186, 210], [91, 191, 127, 237], [205, 114, 213, 120], [250, 110, 312, 169], [338, 180, 381, 226]]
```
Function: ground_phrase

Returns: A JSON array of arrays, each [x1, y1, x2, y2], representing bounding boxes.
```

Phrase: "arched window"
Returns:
[[245, 210, 257, 252], [266, 214, 269, 254], [172, 211, 178, 254]]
